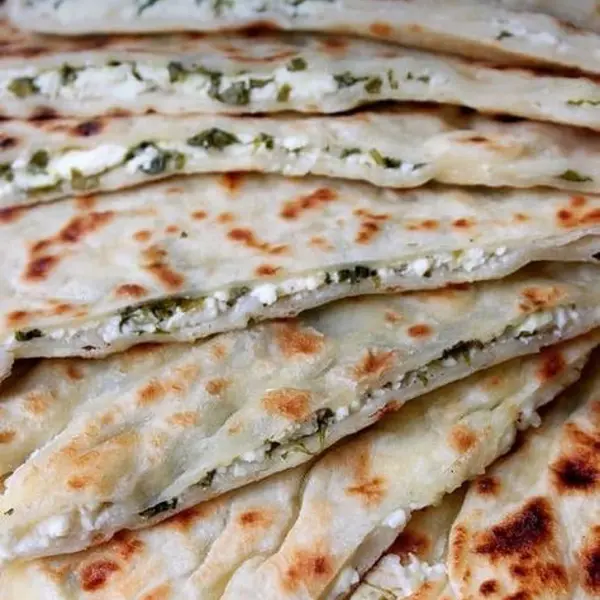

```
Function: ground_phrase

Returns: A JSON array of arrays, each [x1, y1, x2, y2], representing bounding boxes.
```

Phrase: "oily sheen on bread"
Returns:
[[0, 333, 595, 598], [0, 173, 599, 380], [0, 264, 598, 563], [4, 17, 600, 126], [7, 0, 600, 76], [7, 105, 600, 207], [353, 351, 600, 599]]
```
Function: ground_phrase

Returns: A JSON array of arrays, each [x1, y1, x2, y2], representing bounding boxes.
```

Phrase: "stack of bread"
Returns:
[[0, 1, 597, 598]]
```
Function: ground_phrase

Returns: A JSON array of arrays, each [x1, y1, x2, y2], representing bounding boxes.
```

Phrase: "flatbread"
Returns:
[[448, 353, 600, 599], [4, 19, 600, 126], [7, 0, 600, 76], [352, 347, 600, 600], [0, 173, 599, 379], [0, 264, 598, 563], [0, 334, 595, 598], [7, 105, 600, 208]]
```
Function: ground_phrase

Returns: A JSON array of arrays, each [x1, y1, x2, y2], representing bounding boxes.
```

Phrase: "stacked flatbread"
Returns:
[[0, 1, 599, 597]]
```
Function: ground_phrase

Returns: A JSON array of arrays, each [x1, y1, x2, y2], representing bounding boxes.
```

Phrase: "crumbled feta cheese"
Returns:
[[408, 257, 432, 277], [126, 144, 161, 174], [516, 312, 554, 336], [250, 284, 278, 306], [460, 247, 487, 272], [35, 71, 61, 97], [335, 406, 350, 421], [326, 567, 360, 600], [50, 145, 127, 178], [383, 508, 408, 529]]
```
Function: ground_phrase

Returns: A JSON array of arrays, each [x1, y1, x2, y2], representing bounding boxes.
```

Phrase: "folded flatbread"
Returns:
[[4, 18, 600, 126], [0, 333, 595, 597], [1, 174, 599, 381], [353, 349, 600, 600], [7, 0, 600, 76], [0, 264, 598, 562], [7, 105, 600, 208]]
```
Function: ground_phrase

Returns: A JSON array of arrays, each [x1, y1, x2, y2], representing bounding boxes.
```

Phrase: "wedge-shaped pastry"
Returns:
[[1, 174, 599, 380], [353, 349, 600, 599], [7, 0, 600, 76], [8, 106, 600, 208], [4, 16, 600, 125], [0, 264, 599, 562], [0, 333, 595, 597]]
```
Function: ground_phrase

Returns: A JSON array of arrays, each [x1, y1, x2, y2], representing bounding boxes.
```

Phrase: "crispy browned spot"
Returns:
[[67, 475, 92, 490], [369, 22, 393, 37], [192, 210, 208, 220], [0, 206, 28, 224], [353, 350, 395, 381], [536, 348, 566, 382], [133, 229, 152, 242], [390, 529, 431, 560], [168, 411, 198, 427], [308, 235, 334, 251], [72, 119, 103, 136], [30, 107, 58, 121], [141, 584, 171, 600], [58, 211, 114, 244], [23, 254, 60, 282], [407, 323, 432, 338], [514, 212, 530, 222], [25, 390, 52, 415], [166, 499, 217, 531], [453, 218, 475, 229], [475, 497, 555, 559], [65, 363, 83, 381], [0, 134, 17, 149], [570, 195, 587, 208], [205, 377, 230, 396], [274, 321, 325, 358], [6, 310, 29, 326], [356, 220, 381, 244], [475, 475, 501, 496], [449, 425, 478, 453], [219, 171, 246, 193], [227, 227, 288, 255], [583, 208, 600, 224], [165, 225, 180, 234], [115, 283, 148, 298], [0, 430, 15, 444], [137, 379, 165, 406], [353, 208, 390, 222], [479, 580, 499, 595], [407, 218, 439, 231], [579, 526, 600, 594], [142, 245, 185, 291], [519, 286, 565, 313], [262, 388, 311, 421], [385, 310, 402, 324], [255, 264, 281, 277], [346, 476, 387, 506], [280, 187, 337, 220], [283, 548, 334, 592], [79, 560, 120, 591], [238, 509, 273, 528], [211, 342, 228, 360], [550, 423, 599, 495], [109, 530, 144, 561]]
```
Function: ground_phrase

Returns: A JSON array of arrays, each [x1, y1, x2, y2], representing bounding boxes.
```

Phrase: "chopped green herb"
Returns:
[[167, 61, 188, 83], [369, 149, 402, 169], [173, 152, 186, 170], [70, 169, 100, 191], [15, 328, 43, 342], [338, 265, 377, 284], [364, 76, 382, 94], [107, 60, 122, 67], [213, 0, 233, 15], [59, 64, 79, 85], [180, 231, 189, 238], [253, 133, 275, 150], [558, 169, 592, 183], [440, 340, 484, 365], [387, 69, 399, 90], [8, 77, 39, 98], [416, 371, 429, 386], [126, 142, 176, 175], [0, 163, 13, 181], [249, 77, 273, 88], [28, 150, 49, 173], [139, 498, 178, 519], [264, 440, 281, 458], [287, 57, 307, 72], [277, 83, 292, 102], [340, 148, 361, 159], [406, 72, 431, 83], [218, 81, 250, 105], [496, 30, 514, 40], [3, 508, 14, 516], [316, 407, 335, 448], [334, 71, 368, 88], [199, 469, 217, 488], [567, 99, 600, 107], [187, 128, 239, 150]]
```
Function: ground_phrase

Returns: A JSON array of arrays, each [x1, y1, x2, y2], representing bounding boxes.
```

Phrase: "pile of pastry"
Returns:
[[0, 1, 598, 598]]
